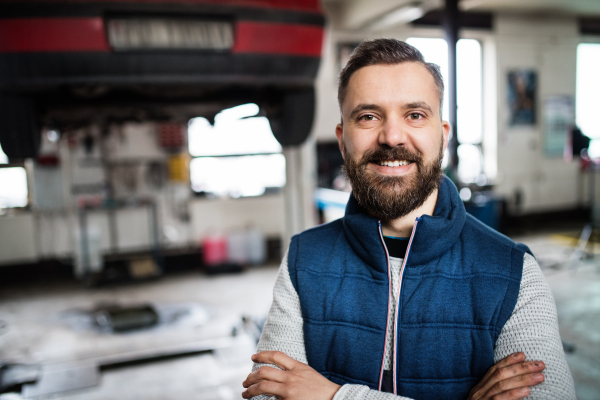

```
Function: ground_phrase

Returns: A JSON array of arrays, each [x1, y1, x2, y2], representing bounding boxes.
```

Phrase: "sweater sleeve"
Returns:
[[493, 253, 576, 399], [250, 250, 308, 400], [253, 250, 307, 363]]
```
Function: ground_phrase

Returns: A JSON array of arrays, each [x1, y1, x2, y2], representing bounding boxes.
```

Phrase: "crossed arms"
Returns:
[[243, 252, 575, 400]]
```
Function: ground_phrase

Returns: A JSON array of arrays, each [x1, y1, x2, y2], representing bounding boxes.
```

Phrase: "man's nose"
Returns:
[[378, 117, 407, 148]]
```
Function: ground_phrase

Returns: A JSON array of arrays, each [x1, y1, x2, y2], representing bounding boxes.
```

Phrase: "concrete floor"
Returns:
[[513, 232, 600, 400], [1, 231, 599, 399], [0, 265, 279, 399]]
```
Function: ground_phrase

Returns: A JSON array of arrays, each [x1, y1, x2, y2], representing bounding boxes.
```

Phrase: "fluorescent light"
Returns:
[[369, 4, 424, 30]]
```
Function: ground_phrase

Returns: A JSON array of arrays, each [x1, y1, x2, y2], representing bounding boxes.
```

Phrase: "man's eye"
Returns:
[[408, 113, 423, 120], [359, 115, 376, 121]]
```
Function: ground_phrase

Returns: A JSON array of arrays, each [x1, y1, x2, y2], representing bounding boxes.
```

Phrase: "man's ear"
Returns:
[[441, 120, 450, 152], [335, 123, 345, 160]]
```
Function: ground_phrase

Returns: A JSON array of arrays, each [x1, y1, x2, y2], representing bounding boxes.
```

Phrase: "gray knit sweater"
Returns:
[[252, 252, 576, 400]]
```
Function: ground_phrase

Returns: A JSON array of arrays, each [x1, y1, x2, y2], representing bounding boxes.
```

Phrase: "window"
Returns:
[[0, 143, 29, 209], [0, 143, 7, 164], [0, 166, 28, 209], [406, 37, 484, 184], [576, 43, 600, 157], [188, 103, 286, 198]]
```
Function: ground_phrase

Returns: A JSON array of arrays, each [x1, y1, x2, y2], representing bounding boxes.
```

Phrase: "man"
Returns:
[[243, 39, 575, 400]]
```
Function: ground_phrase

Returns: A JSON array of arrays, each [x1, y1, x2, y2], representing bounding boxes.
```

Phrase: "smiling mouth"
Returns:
[[375, 160, 413, 167]]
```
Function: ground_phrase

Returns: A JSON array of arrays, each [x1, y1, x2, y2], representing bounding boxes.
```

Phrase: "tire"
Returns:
[[268, 87, 315, 147], [0, 95, 39, 161]]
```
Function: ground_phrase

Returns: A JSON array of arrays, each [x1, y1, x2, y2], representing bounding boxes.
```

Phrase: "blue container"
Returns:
[[464, 193, 501, 231]]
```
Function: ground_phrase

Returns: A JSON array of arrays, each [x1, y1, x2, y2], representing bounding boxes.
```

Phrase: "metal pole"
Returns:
[[444, 0, 460, 173], [149, 201, 164, 275], [79, 209, 89, 279], [283, 146, 303, 247]]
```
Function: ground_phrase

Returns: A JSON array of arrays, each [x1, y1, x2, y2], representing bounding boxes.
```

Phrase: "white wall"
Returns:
[[0, 213, 37, 264], [493, 14, 582, 214], [189, 193, 285, 240]]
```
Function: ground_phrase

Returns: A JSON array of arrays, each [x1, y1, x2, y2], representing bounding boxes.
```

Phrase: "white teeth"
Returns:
[[378, 160, 410, 167]]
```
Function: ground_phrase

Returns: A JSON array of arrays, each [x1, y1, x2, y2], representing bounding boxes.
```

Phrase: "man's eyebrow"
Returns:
[[348, 104, 384, 119], [403, 102, 433, 113]]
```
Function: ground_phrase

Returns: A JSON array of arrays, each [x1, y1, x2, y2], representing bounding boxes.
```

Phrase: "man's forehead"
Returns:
[[343, 62, 439, 113]]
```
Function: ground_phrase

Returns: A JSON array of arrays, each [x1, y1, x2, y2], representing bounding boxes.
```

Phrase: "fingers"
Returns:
[[486, 353, 527, 381], [243, 353, 341, 400], [471, 353, 526, 397], [493, 360, 545, 386], [483, 353, 526, 388], [242, 380, 285, 399], [252, 351, 298, 371], [485, 368, 545, 398], [243, 366, 287, 388], [469, 357, 545, 400], [497, 353, 527, 369]]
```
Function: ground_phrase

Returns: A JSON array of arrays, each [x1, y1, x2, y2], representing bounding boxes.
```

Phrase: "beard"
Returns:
[[343, 141, 444, 221]]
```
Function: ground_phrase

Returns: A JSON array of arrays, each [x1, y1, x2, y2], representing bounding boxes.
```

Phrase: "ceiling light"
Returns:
[[369, 3, 425, 30]]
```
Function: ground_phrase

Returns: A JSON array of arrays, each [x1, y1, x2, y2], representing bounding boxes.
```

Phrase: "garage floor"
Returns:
[[524, 233, 600, 400], [0, 264, 278, 400], [1, 231, 599, 400]]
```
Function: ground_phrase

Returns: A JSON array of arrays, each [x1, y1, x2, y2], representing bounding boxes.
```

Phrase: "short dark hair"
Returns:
[[338, 38, 444, 117]]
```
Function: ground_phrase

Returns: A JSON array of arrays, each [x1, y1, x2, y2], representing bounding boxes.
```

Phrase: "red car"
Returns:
[[0, 0, 325, 159]]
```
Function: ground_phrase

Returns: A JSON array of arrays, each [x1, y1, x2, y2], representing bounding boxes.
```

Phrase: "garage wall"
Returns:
[[0, 194, 286, 267], [0, 121, 288, 267], [189, 194, 285, 240], [0, 213, 37, 264], [493, 14, 582, 214]]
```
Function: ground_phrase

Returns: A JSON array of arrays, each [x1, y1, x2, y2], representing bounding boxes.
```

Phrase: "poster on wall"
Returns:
[[507, 70, 537, 126], [543, 95, 575, 157]]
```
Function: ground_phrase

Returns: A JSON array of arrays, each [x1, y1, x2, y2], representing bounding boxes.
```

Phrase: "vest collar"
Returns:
[[342, 176, 466, 268]]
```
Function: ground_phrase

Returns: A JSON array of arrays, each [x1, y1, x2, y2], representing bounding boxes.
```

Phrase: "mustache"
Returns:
[[360, 146, 423, 164]]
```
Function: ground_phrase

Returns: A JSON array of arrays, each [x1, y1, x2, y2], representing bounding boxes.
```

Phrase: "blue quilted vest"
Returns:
[[287, 177, 531, 400]]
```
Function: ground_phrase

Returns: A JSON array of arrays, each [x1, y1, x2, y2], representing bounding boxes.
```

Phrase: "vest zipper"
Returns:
[[377, 218, 420, 395], [376, 221, 392, 392], [391, 217, 420, 395]]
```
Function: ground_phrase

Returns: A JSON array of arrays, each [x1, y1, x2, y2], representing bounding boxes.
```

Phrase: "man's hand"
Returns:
[[468, 352, 545, 400], [242, 351, 341, 400]]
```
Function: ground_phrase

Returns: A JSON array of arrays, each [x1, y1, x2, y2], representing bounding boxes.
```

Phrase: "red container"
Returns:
[[202, 234, 228, 266]]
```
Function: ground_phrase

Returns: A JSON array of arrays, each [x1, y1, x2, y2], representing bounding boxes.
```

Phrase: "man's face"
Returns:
[[335, 62, 450, 221]]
